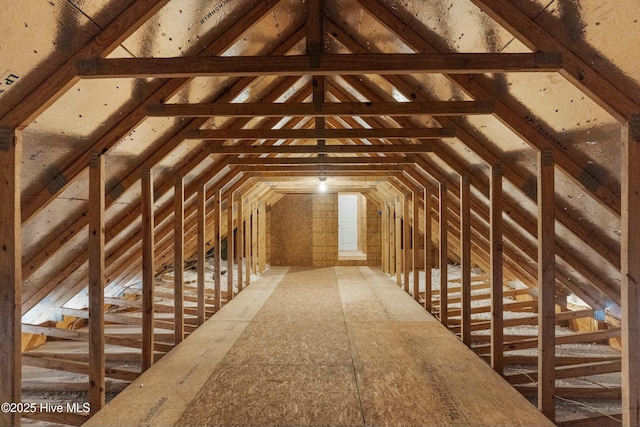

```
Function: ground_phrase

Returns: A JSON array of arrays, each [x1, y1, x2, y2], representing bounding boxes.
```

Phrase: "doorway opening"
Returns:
[[338, 193, 367, 260]]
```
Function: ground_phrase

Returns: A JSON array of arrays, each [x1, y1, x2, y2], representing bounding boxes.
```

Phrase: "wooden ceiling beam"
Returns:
[[210, 143, 432, 154], [190, 127, 455, 140], [77, 52, 561, 79], [228, 156, 415, 165], [238, 164, 404, 173], [149, 101, 493, 117]]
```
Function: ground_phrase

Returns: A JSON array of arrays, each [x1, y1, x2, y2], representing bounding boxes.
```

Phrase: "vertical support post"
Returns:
[[227, 194, 234, 301], [237, 193, 244, 293], [245, 197, 252, 287], [439, 180, 448, 326], [88, 153, 105, 414], [213, 187, 222, 312], [0, 128, 21, 427], [196, 185, 206, 325], [404, 192, 411, 293], [622, 115, 640, 427], [389, 202, 396, 276], [252, 201, 258, 275], [259, 201, 267, 273], [381, 202, 387, 272], [412, 191, 420, 302], [173, 177, 184, 344], [424, 186, 432, 312], [395, 196, 402, 286], [141, 168, 154, 372], [460, 174, 471, 346], [490, 164, 504, 375], [537, 149, 555, 421]]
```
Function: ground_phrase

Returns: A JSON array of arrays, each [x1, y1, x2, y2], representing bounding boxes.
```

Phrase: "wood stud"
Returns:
[[622, 115, 640, 427], [88, 153, 105, 414], [140, 168, 155, 372], [537, 149, 556, 421], [0, 128, 21, 427]]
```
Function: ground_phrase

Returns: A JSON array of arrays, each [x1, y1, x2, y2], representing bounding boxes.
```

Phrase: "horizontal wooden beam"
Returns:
[[556, 414, 622, 427], [190, 127, 455, 140], [473, 328, 622, 353], [506, 360, 622, 385], [210, 143, 433, 154], [78, 52, 562, 78], [228, 156, 415, 165], [238, 164, 405, 173], [21, 324, 174, 353], [22, 410, 90, 427], [515, 385, 621, 400], [148, 101, 493, 117], [22, 355, 139, 382]]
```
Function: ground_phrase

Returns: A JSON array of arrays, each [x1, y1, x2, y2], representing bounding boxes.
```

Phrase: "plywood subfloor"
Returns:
[[85, 266, 553, 427]]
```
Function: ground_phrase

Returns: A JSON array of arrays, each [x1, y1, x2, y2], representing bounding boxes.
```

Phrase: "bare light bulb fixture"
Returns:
[[318, 177, 327, 192]]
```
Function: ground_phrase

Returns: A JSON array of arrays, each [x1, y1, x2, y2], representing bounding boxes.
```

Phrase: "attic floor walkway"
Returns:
[[84, 266, 553, 427]]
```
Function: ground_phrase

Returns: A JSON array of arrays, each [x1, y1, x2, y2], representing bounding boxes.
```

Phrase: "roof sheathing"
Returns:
[[2, 0, 636, 323]]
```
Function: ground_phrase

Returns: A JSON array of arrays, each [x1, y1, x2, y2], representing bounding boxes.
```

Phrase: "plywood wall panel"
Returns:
[[269, 195, 313, 266]]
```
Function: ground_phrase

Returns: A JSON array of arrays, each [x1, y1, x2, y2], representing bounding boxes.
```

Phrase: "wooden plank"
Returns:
[[556, 414, 622, 427], [193, 127, 455, 140], [424, 186, 432, 312], [174, 177, 184, 345], [210, 143, 434, 154], [0, 128, 21, 427], [237, 193, 244, 293], [538, 149, 555, 421], [403, 194, 411, 293], [482, 355, 620, 367], [245, 197, 252, 287], [148, 100, 493, 117], [21, 325, 174, 353], [395, 197, 402, 286], [439, 180, 448, 326], [22, 355, 139, 382], [197, 185, 206, 325], [622, 115, 640, 427], [228, 156, 415, 166], [252, 202, 259, 277], [88, 153, 105, 414], [490, 164, 504, 374], [460, 175, 471, 346], [413, 191, 420, 301], [227, 194, 235, 301], [259, 201, 267, 274], [515, 385, 621, 400], [141, 168, 155, 371], [22, 410, 89, 427], [472, 328, 622, 354], [213, 188, 222, 312], [506, 360, 622, 385], [448, 299, 538, 317], [78, 52, 561, 78]]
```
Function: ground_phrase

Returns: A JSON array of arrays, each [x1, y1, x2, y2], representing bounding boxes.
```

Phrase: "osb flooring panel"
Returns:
[[83, 267, 289, 427], [87, 266, 553, 427], [178, 266, 552, 427]]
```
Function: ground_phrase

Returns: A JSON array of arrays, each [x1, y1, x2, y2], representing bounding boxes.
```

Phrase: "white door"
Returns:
[[339, 194, 358, 251]]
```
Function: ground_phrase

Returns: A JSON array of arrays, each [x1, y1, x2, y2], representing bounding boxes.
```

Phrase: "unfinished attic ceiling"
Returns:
[[2, 0, 634, 323], [2, 0, 640, 423]]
